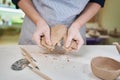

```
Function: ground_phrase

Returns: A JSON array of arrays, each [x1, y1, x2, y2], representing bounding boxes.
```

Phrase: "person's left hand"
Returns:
[[65, 23, 84, 51]]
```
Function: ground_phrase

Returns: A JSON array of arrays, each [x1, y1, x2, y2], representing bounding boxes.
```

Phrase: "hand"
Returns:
[[32, 21, 51, 47], [65, 23, 84, 51]]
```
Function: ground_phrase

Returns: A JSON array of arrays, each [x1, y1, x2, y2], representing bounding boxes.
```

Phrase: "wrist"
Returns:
[[35, 18, 48, 29], [71, 21, 82, 30], [35, 18, 45, 25]]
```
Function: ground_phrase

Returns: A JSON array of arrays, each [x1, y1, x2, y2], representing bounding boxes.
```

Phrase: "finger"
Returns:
[[77, 39, 84, 50], [32, 34, 41, 47], [66, 36, 73, 48], [71, 49, 78, 53], [44, 31, 52, 46]]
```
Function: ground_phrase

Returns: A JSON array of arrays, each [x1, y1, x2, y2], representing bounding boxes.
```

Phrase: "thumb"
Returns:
[[66, 36, 73, 48], [44, 32, 51, 46], [77, 39, 84, 50], [32, 33, 41, 47]]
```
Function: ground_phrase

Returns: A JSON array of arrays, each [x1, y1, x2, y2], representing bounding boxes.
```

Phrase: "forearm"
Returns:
[[73, 3, 101, 29], [18, 0, 45, 25]]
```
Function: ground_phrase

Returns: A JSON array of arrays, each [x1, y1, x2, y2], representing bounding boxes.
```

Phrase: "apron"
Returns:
[[19, 0, 89, 45]]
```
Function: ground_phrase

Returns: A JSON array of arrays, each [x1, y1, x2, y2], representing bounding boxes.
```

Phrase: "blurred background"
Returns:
[[0, 0, 120, 45]]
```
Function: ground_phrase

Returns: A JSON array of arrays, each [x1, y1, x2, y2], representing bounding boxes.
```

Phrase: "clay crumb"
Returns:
[[45, 55, 48, 58], [67, 59, 70, 62], [53, 57, 57, 60]]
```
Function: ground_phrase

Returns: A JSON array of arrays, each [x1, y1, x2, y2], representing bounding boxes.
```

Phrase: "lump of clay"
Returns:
[[41, 24, 78, 52], [63, 33, 78, 52], [41, 25, 67, 51]]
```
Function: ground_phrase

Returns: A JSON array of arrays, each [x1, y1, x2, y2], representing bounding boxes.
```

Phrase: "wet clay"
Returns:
[[41, 24, 77, 52], [63, 34, 77, 52]]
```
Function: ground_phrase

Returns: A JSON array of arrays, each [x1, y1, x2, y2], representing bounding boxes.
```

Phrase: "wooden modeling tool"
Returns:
[[20, 48, 52, 80], [21, 48, 39, 69]]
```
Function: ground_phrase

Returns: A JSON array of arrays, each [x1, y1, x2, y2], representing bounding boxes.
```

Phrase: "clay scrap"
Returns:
[[91, 56, 120, 80], [41, 24, 77, 52]]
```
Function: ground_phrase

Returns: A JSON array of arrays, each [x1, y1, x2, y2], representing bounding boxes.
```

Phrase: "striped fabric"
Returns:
[[33, 0, 89, 27]]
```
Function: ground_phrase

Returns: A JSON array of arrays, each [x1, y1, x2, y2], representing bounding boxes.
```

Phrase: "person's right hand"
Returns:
[[32, 21, 51, 47]]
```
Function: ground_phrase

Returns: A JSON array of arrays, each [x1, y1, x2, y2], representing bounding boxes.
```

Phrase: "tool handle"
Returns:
[[21, 48, 33, 59], [21, 48, 39, 69], [29, 66, 52, 80]]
